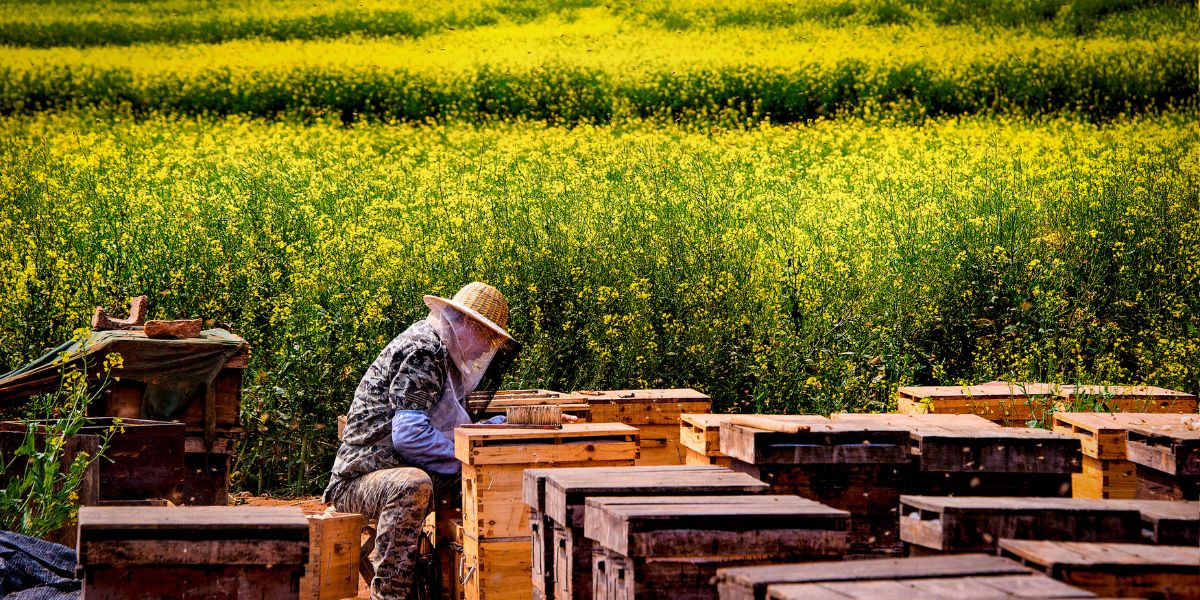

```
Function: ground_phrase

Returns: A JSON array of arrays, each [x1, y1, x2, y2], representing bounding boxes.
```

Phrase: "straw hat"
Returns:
[[423, 282, 513, 342]]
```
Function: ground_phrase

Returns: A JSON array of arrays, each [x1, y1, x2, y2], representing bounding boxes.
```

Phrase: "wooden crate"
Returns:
[[898, 496, 1142, 555], [585, 495, 849, 600], [716, 553, 1035, 600], [1000, 539, 1200, 599], [538, 466, 767, 600], [181, 436, 236, 505], [456, 423, 638, 540], [468, 389, 592, 421], [896, 382, 1061, 425], [1057, 384, 1198, 414], [1116, 499, 1200, 545], [2, 417, 185, 504], [98, 344, 248, 437], [722, 416, 911, 556], [462, 534, 531, 600], [300, 512, 363, 600], [1126, 416, 1200, 500], [78, 506, 309, 599], [679, 415, 809, 468], [578, 389, 712, 466], [766, 573, 1095, 599]]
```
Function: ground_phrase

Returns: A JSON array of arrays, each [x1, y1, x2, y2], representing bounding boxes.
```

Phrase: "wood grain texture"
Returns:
[[999, 539, 1200, 599], [300, 512, 362, 600], [719, 420, 910, 466], [715, 554, 1032, 600]]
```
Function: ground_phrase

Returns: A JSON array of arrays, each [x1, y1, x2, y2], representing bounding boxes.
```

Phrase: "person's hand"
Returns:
[[561, 413, 580, 424]]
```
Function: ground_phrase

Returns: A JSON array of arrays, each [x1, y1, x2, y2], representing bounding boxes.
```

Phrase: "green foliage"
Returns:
[[1, 112, 1197, 494], [0, 348, 118, 538]]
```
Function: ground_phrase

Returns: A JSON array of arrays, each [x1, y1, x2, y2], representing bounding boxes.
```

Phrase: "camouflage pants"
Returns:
[[332, 467, 434, 600]]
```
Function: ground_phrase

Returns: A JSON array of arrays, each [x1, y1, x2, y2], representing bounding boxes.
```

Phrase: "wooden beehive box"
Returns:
[[1052, 412, 1146, 499], [999, 539, 1200, 600], [300, 511, 363, 600], [721, 416, 912, 557], [896, 381, 1061, 425], [455, 423, 638, 600], [534, 465, 767, 600], [718, 554, 1094, 600], [585, 495, 849, 600], [716, 553, 1038, 600], [1126, 415, 1200, 500], [578, 388, 711, 465], [898, 496, 1142, 555], [1, 417, 185, 505], [1057, 384, 1198, 413], [77, 506, 309, 599], [679, 413, 733, 466], [1112, 499, 1200, 546], [181, 436, 236, 505], [835, 412, 1081, 497], [467, 389, 592, 421]]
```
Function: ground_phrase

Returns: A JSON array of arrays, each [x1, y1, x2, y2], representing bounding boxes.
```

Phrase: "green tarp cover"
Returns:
[[0, 329, 246, 442]]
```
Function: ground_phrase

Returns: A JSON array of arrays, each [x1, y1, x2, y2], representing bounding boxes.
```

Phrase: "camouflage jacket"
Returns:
[[323, 320, 449, 502]]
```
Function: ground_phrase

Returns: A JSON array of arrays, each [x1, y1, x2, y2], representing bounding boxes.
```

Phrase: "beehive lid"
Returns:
[[454, 422, 639, 465], [576, 388, 710, 404]]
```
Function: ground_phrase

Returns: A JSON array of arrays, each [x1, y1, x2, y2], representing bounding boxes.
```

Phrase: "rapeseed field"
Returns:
[[1, 0, 1195, 493]]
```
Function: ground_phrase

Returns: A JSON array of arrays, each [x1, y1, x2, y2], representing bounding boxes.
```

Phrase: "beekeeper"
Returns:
[[323, 282, 515, 599]]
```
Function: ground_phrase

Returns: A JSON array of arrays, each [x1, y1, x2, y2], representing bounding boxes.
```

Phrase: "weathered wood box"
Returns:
[[717, 554, 1095, 600], [586, 495, 849, 600], [1114, 499, 1200, 546], [181, 436, 237, 505], [530, 465, 768, 600], [455, 423, 638, 600], [1126, 415, 1200, 500], [898, 496, 1143, 555], [1000, 539, 1200, 600], [680, 413, 734, 467], [896, 382, 1061, 425], [721, 415, 912, 557], [300, 511, 363, 600], [834, 413, 1081, 497], [579, 389, 712, 466], [1, 417, 185, 504], [716, 553, 1030, 600], [77, 506, 309, 599]]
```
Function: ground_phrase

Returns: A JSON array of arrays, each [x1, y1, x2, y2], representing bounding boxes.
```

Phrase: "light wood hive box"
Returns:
[[1052, 412, 1146, 499], [578, 388, 711, 466], [896, 381, 1061, 425], [454, 423, 638, 600], [300, 512, 363, 600]]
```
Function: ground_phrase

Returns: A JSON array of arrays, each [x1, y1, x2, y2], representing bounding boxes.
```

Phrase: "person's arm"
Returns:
[[386, 345, 461, 476]]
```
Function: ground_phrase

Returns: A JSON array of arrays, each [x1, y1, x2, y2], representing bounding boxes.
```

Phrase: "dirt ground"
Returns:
[[236, 493, 372, 598]]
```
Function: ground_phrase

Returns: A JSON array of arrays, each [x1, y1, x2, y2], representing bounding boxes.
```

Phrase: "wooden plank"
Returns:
[[78, 506, 308, 536], [81, 539, 304, 566], [83, 565, 302, 600], [300, 512, 363, 600], [719, 420, 910, 465], [767, 573, 1097, 600], [716, 554, 1033, 600], [542, 466, 766, 528], [998, 539, 1200, 599], [898, 496, 1142, 553], [584, 495, 848, 558], [1057, 385, 1198, 413], [896, 382, 1061, 425]]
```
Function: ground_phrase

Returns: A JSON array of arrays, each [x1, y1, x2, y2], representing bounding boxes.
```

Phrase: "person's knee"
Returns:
[[383, 468, 433, 508]]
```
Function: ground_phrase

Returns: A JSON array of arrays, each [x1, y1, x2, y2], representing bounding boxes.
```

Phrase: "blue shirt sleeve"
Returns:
[[391, 410, 461, 476]]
